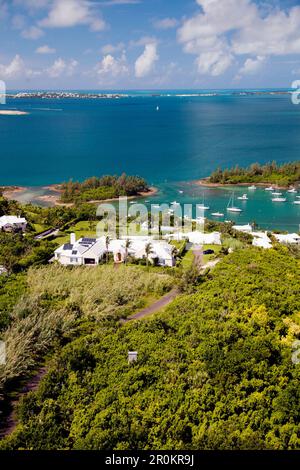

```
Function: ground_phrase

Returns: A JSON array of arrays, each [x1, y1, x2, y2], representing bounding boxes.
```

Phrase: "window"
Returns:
[[70, 257, 78, 263]]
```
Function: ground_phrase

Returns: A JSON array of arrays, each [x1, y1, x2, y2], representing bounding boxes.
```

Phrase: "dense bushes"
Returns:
[[208, 161, 300, 186], [2, 248, 300, 450], [60, 173, 149, 203], [0, 265, 173, 395]]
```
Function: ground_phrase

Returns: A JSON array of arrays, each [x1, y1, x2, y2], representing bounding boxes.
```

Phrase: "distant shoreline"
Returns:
[[197, 178, 297, 190], [2, 184, 158, 207]]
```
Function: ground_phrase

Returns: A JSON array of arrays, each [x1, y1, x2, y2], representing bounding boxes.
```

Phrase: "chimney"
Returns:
[[70, 233, 76, 245]]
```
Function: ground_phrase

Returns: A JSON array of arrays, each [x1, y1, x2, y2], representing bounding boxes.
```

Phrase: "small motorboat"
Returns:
[[212, 212, 224, 217], [238, 193, 248, 200], [197, 204, 210, 210], [294, 201, 300, 205], [170, 201, 180, 206], [287, 188, 297, 193], [248, 185, 256, 190], [272, 192, 282, 196], [265, 186, 275, 191], [272, 197, 286, 202]]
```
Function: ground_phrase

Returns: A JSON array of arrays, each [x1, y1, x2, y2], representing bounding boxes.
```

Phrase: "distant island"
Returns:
[[200, 161, 300, 188], [7, 92, 128, 100], [4, 90, 290, 101]]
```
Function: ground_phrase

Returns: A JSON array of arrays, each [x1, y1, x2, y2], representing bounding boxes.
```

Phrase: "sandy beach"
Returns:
[[0, 110, 29, 116], [2, 185, 158, 207]]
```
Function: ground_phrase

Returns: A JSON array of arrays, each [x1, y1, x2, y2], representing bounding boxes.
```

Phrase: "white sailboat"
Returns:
[[227, 193, 242, 213]]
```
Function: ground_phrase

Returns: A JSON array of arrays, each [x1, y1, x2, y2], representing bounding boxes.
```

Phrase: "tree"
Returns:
[[144, 242, 153, 267], [124, 239, 132, 264], [105, 235, 111, 263]]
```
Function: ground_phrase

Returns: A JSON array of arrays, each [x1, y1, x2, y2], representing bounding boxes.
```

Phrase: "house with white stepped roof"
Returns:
[[0, 215, 27, 232], [54, 234, 176, 267]]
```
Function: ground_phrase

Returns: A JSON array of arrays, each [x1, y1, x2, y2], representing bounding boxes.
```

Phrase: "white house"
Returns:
[[165, 231, 222, 245], [273, 233, 300, 245], [0, 215, 27, 232], [252, 231, 272, 249], [54, 235, 107, 266], [54, 234, 176, 267]]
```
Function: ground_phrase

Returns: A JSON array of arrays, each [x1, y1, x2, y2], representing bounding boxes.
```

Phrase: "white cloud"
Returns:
[[196, 51, 234, 76], [22, 26, 44, 39], [95, 52, 128, 80], [178, 0, 300, 77], [0, 55, 24, 79], [154, 17, 178, 30], [238, 55, 266, 75], [46, 58, 78, 78], [36, 44, 56, 54], [101, 42, 125, 55], [135, 43, 158, 78], [0, 54, 41, 80], [39, 0, 106, 31]]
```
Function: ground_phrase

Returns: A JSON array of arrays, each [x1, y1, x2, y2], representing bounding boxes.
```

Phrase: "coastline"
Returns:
[[197, 178, 296, 190], [1, 185, 158, 207]]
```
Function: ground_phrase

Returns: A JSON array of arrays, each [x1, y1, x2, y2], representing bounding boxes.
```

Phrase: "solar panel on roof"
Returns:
[[63, 243, 73, 250], [80, 238, 96, 244]]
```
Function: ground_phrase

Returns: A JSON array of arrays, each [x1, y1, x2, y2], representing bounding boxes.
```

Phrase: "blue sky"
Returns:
[[1, 0, 300, 89]]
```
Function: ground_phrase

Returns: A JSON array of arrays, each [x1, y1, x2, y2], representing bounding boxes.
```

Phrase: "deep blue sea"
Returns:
[[1, 90, 300, 231]]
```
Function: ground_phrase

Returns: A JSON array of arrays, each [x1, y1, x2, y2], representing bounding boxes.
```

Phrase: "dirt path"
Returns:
[[0, 367, 47, 439], [121, 288, 179, 324]]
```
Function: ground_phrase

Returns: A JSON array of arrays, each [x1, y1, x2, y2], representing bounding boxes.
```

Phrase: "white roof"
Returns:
[[233, 224, 253, 233], [0, 215, 27, 227], [170, 231, 221, 245], [274, 233, 300, 244], [252, 231, 272, 249]]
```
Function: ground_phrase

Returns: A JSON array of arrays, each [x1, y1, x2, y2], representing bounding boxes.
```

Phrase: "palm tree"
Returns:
[[144, 242, 153, 267], [125, 239, 132, 264], [105, 235, 111, 263]]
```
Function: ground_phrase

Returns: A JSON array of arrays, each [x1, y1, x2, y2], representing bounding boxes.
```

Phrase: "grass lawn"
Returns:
[[181, 248, 194, 269], [202, 244, 222, 264]]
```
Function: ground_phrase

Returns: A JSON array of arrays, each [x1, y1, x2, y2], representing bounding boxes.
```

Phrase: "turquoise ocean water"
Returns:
[[1, 90, 300, 231]]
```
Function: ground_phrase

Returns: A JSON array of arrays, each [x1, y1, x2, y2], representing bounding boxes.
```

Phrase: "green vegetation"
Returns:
[[2, 246, 299, 450], [208, 161, 300, 187], [0, 265, 173, 399], [60, 174, 149, 203]]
